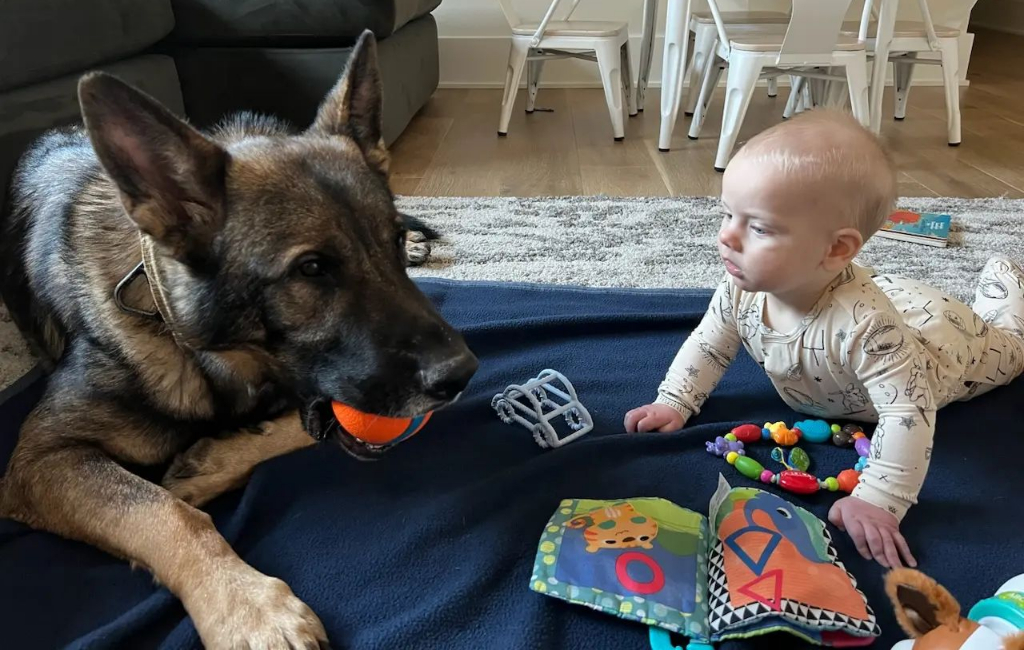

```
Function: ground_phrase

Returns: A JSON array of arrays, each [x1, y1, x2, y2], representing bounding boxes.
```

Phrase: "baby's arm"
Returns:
[[646, 278, 742, 422], [831, 314, 935, 567], [848, 321, 937, 521]]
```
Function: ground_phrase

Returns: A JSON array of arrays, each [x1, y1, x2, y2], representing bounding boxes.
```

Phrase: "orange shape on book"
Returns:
[[737, 569, 783, 611]]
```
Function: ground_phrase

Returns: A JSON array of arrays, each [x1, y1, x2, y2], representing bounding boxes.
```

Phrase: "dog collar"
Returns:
[[113, 234, 191, 349]]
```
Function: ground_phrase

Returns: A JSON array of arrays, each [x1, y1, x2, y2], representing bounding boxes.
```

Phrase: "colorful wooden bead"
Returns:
[[778, 470, 820, 494], [771, 426, 801, 446], [855, 436, 871, 458], [760, 470, 775, 484], [837, 469, 861, 493], [733, 455, 766, 480], [725, 433, 737, 442], [794, 419, 832, 443], [824, 477, 840, 492], [731, 424, 763, 444]]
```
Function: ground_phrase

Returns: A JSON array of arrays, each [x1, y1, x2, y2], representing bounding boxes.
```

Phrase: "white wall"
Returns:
[[433, 0, 978, 88]]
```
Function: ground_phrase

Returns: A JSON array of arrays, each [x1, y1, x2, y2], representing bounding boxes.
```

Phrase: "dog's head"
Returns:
[[77, 31, 477, 457]]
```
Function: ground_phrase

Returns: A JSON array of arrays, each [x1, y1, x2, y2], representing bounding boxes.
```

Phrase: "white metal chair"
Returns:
[[497, 0, 636, 140], [683, 10, 791, 116], [658, 2, 791, 152], [685, 0, 873, 170], [839, 0, 962, 145]]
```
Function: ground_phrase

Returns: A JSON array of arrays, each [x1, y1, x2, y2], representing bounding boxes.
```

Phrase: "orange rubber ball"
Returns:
[[331, 402, 433, 446]]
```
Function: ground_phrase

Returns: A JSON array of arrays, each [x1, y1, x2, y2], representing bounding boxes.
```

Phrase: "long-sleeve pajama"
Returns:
[[655, 259, 1024, 520]]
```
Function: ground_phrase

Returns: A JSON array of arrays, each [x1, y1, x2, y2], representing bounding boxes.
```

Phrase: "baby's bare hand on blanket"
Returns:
[[829, 496, 917, 569], [624, 404, 686, 433]]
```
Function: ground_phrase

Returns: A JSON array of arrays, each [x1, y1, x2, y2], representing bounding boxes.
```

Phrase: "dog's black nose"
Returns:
[[420, 349, 478, 402]]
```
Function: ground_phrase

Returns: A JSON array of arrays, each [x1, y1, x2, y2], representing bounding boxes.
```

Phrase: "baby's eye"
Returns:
[[751, 225, 769, 235]]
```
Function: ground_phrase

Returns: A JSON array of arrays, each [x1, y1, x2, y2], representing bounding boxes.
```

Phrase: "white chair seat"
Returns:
[[692, 11, 789, 25], [729, 28, 866, 52], [512, 20, 626, 38], [839, 20, 960, 38]]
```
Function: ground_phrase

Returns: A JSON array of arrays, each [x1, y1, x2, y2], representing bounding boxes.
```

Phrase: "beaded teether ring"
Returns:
[[705, 420, 869, 495]]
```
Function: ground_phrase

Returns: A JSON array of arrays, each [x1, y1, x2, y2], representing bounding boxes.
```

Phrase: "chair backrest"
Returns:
[[913, 0, 942, 50], [859, 0, 940, 49], [704, 0, 863, 66], [777, 0, 859, 66], [498, 0, 585, 46]]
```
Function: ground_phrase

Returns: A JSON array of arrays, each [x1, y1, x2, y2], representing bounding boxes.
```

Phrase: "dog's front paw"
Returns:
[[188, 566, 329, 650], [405, 230, 431, 267]]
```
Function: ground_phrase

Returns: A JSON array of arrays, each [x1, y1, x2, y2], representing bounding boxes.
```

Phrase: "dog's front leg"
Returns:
[[163, 410, 315, 507], [0, 406, 327, 650]]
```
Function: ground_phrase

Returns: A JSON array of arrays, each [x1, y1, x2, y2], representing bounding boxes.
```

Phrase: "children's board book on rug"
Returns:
[[530, 476, 880, 649], [876, 210, 951, 247]]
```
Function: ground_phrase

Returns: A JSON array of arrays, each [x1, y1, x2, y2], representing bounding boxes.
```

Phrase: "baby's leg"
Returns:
[[973, 255, 1024, 337], [965, 255, 1024, 397]]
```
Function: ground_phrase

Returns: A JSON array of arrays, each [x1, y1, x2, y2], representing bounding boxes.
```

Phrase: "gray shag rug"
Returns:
[[3, 195, 1023, 393]]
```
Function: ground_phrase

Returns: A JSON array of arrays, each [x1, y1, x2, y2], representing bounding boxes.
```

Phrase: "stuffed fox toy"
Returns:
[[886, 568, 1024, 650]]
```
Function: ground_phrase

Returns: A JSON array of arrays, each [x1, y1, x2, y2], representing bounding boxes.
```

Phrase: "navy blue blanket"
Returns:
[[1, 279, 1021, 649]]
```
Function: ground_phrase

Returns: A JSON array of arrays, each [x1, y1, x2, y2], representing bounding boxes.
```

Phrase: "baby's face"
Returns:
[[718, 155, 844, 296]]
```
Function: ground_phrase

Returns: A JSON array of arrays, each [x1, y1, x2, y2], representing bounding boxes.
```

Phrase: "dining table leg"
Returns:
[[658, 0, 691, 151]]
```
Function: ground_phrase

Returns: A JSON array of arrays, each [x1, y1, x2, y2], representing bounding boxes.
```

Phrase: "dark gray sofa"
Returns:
[[0, 0, 441, 213]]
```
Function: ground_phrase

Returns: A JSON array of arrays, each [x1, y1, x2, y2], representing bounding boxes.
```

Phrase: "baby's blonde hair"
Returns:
[[734, 109, 897, 238]]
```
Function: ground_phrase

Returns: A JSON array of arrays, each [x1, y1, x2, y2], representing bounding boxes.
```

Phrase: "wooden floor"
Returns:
[[388, 28, 1024, 198]]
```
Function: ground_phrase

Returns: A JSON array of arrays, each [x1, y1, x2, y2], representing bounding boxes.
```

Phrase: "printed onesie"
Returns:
[[655, 258, 1024, 519]]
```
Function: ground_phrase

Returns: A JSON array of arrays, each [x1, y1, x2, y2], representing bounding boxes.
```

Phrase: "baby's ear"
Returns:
[[824, 227, 864, 271], [885, 568, 963, 638]]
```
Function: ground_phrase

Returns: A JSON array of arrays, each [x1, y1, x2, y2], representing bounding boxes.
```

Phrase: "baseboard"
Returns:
[[438, 33, 974, 88]]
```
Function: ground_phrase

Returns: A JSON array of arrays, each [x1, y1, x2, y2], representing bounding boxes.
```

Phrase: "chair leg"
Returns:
[[824, 66, 849, 108], [526, 55, 545, 113], [498, 39, 529, 136], [937, 39, 962, 145], [783, 75, 805, 119], [621, 42, 638, 117], [844, 53, 871, 128], [715, 54, 763, 171], [684, 24, 717, 116], [800, 78, 813, 113], [893, 53, 916, 120], [658, 0, 692, 151], [767, 77, 778, 98], [595, 40, 627, 140], [688, 54, 725, 140]]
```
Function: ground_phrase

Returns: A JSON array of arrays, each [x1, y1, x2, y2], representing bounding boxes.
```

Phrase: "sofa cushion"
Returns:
[[169, 0, 441, 45], [0, 0, 175, 92], [0, 54, 183, 225], [174, 15, 439, 146]]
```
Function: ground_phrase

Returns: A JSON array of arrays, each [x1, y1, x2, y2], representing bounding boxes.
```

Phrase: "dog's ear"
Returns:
[[78, 72, 227, 260], [309, 30, 389, 176], [885, 569, 963, 638]]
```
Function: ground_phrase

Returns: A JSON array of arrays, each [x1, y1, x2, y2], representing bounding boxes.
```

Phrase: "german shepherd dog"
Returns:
[[0, 31, 477, 649]]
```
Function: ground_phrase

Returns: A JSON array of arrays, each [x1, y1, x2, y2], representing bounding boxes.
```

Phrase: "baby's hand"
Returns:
[[624, 404, 685, 433], [828, 496, 917, 568]]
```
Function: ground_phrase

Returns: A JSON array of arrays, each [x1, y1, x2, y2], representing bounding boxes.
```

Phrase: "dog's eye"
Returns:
[[300, 260, 325, 277]]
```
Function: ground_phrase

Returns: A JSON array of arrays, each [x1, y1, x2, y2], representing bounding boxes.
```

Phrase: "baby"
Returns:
[[625, 110, 1024, 569]]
